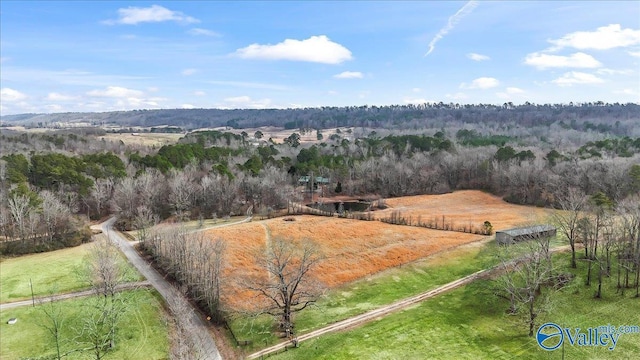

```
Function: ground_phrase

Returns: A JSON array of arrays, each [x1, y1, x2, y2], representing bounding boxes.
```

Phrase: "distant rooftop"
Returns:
[[497, 224, 556, 237], [298, 176, 330, 184]]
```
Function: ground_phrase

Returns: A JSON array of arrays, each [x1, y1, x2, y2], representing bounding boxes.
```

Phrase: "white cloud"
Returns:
[[181, 68, 198, 76], [327, 90, 338, 95], [627, 51, 640, 58], [188, 28, 221, 37], [460, 77, 500, 89], [524, 52, 602, 69], [412, 87, 422, 93], [105, 5, 199, 25], [46, 104, 64, 112], [194, 91, 206, 96], [333, 71, 363, 79], [549, 24, 640, 51], [46, 92, 75, 101], [467, 52, 490, 61], [404, 98, 433, 104], [425, 1, 478, 56], [87, 86, 144, 98], [551, 72, 604, 87], [496, 87, 525, 100], [207, 80, 289, 91], [506, 87, 524, 94], [1, 88, 27, 102], [596, 68, 634, 75], [446, 92, 468, 100], [234, 35, 353, 64], [182, 104, 195, 109], [614, 88, 639, 97], [220, 96, 272, 109]]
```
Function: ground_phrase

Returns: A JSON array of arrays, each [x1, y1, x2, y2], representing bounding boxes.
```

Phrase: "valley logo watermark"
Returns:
[[537, 322, 640, 351]]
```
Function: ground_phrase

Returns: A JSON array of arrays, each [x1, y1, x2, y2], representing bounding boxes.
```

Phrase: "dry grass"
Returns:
[[207, 191, 553, 310], [207, 216, 483, 310], [378, 190, 551, 231], [98, 133, 183, 147]]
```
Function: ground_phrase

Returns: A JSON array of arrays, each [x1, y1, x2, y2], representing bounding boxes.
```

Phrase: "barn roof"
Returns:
[[298, 176, 330, 184], [497, 224, 556, 237]]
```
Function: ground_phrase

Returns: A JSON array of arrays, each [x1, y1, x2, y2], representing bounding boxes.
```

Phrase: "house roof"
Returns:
[[298, 176, 330, 183], [497, 224, 556, 237]]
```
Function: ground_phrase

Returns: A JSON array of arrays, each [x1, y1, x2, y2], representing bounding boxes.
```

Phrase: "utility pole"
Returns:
[[30, 278, 35, 307]]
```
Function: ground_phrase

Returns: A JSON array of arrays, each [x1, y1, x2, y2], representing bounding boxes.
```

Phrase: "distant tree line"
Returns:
[[1, 104, 639, 250], [3, 102, 638, 136]]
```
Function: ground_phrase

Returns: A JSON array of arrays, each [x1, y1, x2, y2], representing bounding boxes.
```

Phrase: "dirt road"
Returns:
[[247, 269, 487, 359], [247, 244, 573, 359], [101, 217, 222, 360], [0, 281, 151, 310]]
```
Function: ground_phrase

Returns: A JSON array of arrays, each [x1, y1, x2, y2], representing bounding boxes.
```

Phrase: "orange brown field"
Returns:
[[209, 190, 553, 310], [377, 190, 551, 231]]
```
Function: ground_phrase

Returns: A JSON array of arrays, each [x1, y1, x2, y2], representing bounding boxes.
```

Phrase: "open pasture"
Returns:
[[206, 215, 483, 310], [0, 238, 140, 303], [378, 190, 551, 231], [97, 132, 183, 147], [0, 289, 169, 360], [271, 253, 640, 360]]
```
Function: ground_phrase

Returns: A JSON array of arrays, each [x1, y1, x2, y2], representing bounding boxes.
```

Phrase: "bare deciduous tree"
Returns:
[[7, 193, 31, 240], [38, 289, 68, 360], [494, 232, 555, 337], [85, 237, 127, 298], [553, 187, 587, 268], [40, 190, 71, 243], [247, 237, 323, 338]]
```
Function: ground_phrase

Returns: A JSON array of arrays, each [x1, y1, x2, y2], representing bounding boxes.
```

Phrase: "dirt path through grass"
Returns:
[[247, 244, 572, 359], [0, 281, 151, 310]]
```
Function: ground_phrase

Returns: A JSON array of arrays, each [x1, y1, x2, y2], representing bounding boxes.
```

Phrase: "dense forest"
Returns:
[[1, 103, 639, 252], [2, 102, 639, 136]]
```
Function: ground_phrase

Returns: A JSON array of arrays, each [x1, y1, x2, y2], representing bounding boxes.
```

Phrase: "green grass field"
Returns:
[[0, 240, 141, 303], [230, 240, 507, 352], [271, 254, 640, 359], [0, 289, 169, 360], [125, 216, 248, 240]]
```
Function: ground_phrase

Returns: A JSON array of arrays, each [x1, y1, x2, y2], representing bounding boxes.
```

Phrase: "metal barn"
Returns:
[[495, 224, 557, 245]]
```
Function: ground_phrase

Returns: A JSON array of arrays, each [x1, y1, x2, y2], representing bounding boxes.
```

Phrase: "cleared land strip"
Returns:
[[247, 269, 488, 359], [247, 244, 572, 359], [0, 281, 151, 310]]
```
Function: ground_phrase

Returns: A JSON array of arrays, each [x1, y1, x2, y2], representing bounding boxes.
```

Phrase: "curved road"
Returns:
[[101, 217, 222, 360]]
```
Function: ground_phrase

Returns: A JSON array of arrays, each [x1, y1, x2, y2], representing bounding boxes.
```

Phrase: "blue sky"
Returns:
[[1, 1, 639, 115]]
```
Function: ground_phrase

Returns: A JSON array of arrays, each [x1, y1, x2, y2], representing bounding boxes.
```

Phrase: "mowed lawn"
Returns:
[[0, 289, 169, 360], [0, 239, 141, 303], [272, 254, 640, 360]]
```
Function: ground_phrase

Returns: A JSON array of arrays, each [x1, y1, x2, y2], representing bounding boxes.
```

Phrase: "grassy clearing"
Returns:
[[125, 216, 248, 240], [230, 236, 567, 353], [272, 254, 640, 359], [0, 289, 169, 360], [0, 240, 141, 303], [230, 240, 498, 351], [99, 132, 183, 147]]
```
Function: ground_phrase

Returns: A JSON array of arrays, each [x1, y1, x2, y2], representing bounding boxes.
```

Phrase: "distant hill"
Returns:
[[1, 103, 638, 134]]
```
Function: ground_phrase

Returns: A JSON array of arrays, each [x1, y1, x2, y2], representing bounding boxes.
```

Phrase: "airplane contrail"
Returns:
[[425, 1, 479, 56]]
